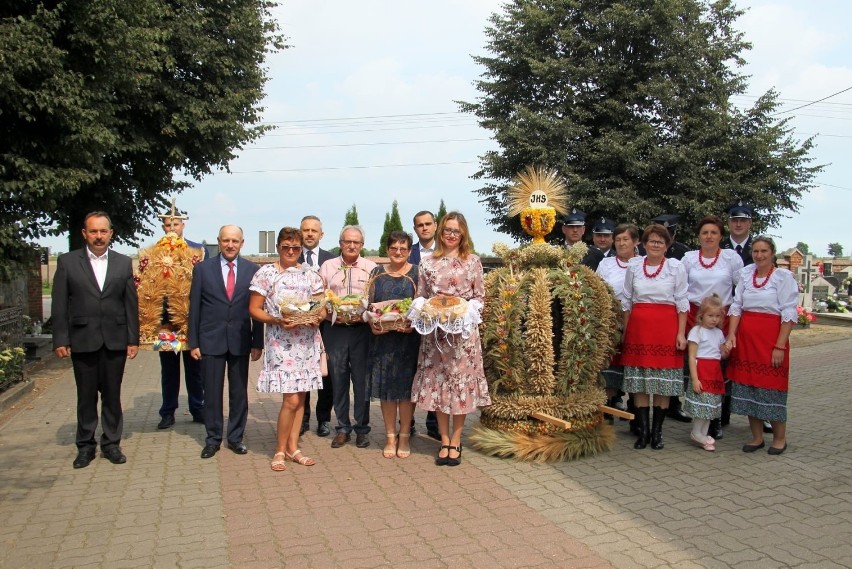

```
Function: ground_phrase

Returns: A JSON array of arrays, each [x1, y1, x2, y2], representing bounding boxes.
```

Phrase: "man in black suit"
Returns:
[[720, 202, 768, 435], [297, 215, 334, 436], [189, 225, 263, 459], [408, 210, 439, 439], [52, 211, 139, 469], [156, 205, 206, 429], [562, 209, 604, 270], [408, 210, 437, 266], [722, 202, 754, 265], [651, 214, 690, 260], [592, 217, 617, 258]]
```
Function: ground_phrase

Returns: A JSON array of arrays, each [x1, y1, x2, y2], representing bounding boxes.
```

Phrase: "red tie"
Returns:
[[226, 261, 235, 300]]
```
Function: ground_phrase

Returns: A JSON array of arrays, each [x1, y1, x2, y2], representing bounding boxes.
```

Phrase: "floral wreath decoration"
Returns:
[[470, 167, 622, 462], [136, 232, 203, 351]]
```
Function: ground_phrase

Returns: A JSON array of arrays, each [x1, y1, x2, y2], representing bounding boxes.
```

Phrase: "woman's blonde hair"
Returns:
[[433, 211, 473, 260], [696, 293, 725, 328]]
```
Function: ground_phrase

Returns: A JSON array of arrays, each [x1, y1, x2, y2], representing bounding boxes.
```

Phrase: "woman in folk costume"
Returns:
[[725, 236, 797, 455], [620, 224, 689, 450]]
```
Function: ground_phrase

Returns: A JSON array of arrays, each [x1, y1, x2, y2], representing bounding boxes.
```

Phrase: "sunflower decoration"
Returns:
[[136, 201, 204, 351], [508, 166, 569, 244], [471, 167, 623, 462]]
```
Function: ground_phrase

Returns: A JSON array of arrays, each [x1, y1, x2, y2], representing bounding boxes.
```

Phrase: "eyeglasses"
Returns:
[[388, 246, 409, 253], [442, 228, 462, 236], [340, 240, 363, 246], [278, 245, 301, 253], [646, 240, 667, 246]]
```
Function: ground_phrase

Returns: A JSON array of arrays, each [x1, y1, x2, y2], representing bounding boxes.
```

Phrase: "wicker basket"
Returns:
[[363, 272, 416, 332], [364, 301, 412, 332], [279, 298, 325, 326]]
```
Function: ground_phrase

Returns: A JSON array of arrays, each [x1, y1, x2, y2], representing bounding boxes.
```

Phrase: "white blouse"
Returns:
[[621, 256, 689, 313], [728, 265, 798, 323], [596, 256, 632, 303], [687, 326, 725, 359], [683, 249, 744, 306]]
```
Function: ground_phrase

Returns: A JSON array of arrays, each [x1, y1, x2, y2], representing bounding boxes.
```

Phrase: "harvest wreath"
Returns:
[[135, 233, 203, 351]]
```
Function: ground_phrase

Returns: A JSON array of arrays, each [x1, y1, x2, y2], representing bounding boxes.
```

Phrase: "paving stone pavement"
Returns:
[[0, 333, 850, 568]]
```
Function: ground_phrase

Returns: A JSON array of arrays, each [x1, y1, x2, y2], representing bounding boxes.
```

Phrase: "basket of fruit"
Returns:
[[325, 290, 367, 325], [364, 298, 414, 332]]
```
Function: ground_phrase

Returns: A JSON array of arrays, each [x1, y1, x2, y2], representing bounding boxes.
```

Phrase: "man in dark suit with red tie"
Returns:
[[52, 211, 139, 468], [189, 225, 263, 459]]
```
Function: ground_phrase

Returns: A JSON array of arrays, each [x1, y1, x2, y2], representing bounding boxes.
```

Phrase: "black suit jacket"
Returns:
[[722, 236, 753, 266], [298, 247, 333, 270], [52, 248, 139, 352], [188, 254, 263, 356]]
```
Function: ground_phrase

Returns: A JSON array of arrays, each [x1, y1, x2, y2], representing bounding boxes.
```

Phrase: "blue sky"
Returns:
[[40, 0, 851, 257]]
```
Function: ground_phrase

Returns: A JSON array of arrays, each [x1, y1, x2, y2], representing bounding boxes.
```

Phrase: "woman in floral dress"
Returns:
[[411, 212, 491, 466], [366, 231, 420, 459], [249, 227, 326, 471]]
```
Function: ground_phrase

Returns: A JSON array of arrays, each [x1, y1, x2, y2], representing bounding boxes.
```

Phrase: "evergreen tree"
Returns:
[[436, 200, 448, 224], [344, 204, 360, 226], [460, 0, 821, 244], [379, 212, 392, 256], [378, 200, 404, 256]]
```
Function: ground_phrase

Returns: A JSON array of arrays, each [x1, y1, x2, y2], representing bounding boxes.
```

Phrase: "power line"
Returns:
[[770, 86, 852, 116], [262, 123, 479, 136], [232, 160, 477, 174], [248, 138, 490, 150]]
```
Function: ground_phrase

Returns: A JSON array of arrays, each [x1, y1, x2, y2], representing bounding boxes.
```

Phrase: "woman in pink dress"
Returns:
[[249, 227, 326, 471], [411, 212, 491, 466]]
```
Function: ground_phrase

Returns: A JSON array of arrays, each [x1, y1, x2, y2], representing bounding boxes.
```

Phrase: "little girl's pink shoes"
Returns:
[[690, 433, 716, 452]]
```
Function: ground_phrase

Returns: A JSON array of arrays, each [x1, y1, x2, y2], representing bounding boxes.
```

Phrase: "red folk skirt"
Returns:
[[621, 303, 683, 369], [695, 358, 725, 395], [727, 311, 790, 392]]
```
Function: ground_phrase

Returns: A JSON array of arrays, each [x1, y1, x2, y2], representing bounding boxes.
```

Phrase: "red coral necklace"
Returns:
[[643, 256, 665, 278], [615, 254, 633, 269], [698, 248, 721, 269], [752, 266, 774, 289]]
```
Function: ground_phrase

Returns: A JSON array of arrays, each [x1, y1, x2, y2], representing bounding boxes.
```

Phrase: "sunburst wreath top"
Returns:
[[135, 233, 203, 351]]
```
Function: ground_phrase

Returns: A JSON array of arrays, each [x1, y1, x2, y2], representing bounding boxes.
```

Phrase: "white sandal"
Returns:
[[285, 449, 315, 466], [271, 452, 287, 471]]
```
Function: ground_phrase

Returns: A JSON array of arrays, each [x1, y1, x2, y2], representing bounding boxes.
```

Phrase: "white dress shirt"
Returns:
[[87, 248, 108, 290]]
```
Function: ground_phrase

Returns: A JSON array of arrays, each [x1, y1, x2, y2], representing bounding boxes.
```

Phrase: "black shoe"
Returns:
[[650, 406, 666, 450], [317, 421, 331, 437], [446, 445, 463, 467], [742, 441, 765, 453], [355, 433, 370, 448], [157, 415, 175, 429], [666, 403, 692, 423], [299, 422, 308, 436], [102, 447, 127, 464], [201, 444, 219, 459], [435, 445, 451, 466], [633, 407, 650, 449], [191, 414, 205, 424], [227, 441, 248, 454], [762, 421, 773, 434], [708, 419, 723, 440], [426, 429, 441, 441], [72, 449, 96, 469], [767, 443, 787, 455]]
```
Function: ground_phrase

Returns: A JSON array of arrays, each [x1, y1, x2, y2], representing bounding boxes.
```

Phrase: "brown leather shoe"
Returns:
[[330, 432, 350, 448]]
